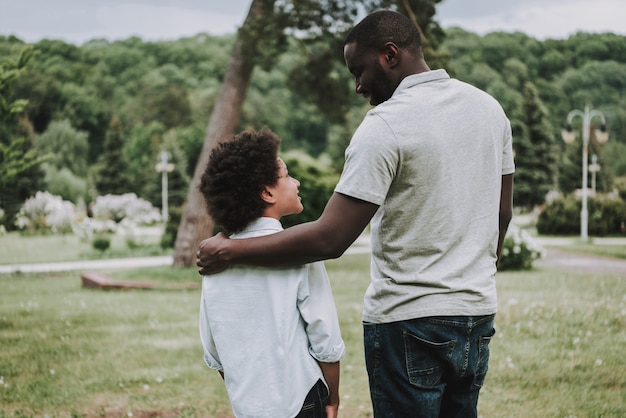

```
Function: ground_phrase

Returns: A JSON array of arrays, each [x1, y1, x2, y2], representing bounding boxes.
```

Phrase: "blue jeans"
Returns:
[[295, 379, 328, 418], [364, 315, 495, 418]]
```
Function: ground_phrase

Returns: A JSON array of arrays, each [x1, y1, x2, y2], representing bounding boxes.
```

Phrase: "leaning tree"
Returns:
[[173, 0, 448, 266]]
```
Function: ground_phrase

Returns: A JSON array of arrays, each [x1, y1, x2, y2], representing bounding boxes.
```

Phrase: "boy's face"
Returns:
[[263, 158, 303, 219]]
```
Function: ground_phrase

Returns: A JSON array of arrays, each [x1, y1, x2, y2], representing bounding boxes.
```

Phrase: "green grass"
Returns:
[[0, 231, 169, 264], [1, 253, 625, 417]]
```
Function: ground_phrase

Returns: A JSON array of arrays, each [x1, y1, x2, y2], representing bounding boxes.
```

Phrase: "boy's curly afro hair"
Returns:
[[199, 129, 281, 234]]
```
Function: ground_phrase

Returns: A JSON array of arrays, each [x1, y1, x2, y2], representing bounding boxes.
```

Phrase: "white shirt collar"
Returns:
[[231, 217, 283, 238]]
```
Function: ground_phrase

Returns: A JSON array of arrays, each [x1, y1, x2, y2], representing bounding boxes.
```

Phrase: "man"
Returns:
[[197, 10, 514, 418]]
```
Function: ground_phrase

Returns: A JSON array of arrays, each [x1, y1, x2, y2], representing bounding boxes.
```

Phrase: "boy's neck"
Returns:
[[261, 211, 282, 222], [262, 206, 284, 221]]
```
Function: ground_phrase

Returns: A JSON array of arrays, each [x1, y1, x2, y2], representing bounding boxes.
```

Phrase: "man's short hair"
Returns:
[[344, 10, 421, 54], [200, 129, 280, 233]]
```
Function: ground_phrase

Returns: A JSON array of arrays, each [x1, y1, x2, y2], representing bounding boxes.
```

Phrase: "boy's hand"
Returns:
[[325, 404, 339, 418], [197, 233, 230, 275]]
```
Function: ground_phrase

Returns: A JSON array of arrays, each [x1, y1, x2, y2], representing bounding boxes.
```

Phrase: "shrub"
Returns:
[[43, 164, 88, 203], [537, 192, 626, 236], [160, 204, 183, 249], [536, 193, 579, 235], [15, 191, 76, 234], [92, 236, 111, 252], [280, 150, 339, 228], [613, 176, 626, 201], [91, 193, 161, 225], [71, 194, 161, 241], [126, 236, 140, 249], [588, 194, 626, 235], [72, 217, 117, 241], [499, 224, 545, 271]]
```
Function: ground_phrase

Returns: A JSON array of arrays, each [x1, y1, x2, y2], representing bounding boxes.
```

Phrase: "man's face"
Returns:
[[344, 41, 395, 106]]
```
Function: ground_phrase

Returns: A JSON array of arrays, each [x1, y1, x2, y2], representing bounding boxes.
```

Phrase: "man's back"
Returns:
[[335, 69, 515, 323]]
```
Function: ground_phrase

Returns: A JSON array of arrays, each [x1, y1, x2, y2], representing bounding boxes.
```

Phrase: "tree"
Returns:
[[37, 119, 90, 203], [0, 45, 48, 228], [37, 119, 89, 176], [94, 115, 131, 195], [513, 82, 558, 209], [559, 121, 613, 195], [173, 0, 360, 266], [388, 0, 450, 71], [142, 129, 190, 210], [123, 121, 164, 196], [0, 46, 46, 187], [173, 0, 452, 266], [172, 0, 264, 266]]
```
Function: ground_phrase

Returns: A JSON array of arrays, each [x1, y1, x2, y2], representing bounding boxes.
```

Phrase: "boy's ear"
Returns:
[[260, 187, 275, 204]]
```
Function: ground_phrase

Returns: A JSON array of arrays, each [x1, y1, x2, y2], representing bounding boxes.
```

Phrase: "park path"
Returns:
[[1, 235, 625, 275], [530, 236, 626, 275], [533, 247, 626, 275], [0, 256, 173, 274]]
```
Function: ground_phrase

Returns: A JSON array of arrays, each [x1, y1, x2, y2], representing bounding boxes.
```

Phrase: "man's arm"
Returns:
[[497, 173, 514, 263], [197, 192, 379, 274], [318, 361, 340, 418]]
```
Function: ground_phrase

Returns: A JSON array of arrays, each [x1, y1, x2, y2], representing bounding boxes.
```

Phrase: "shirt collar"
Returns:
[[231, 217, 283, 238], [392, 69, 450, 98]]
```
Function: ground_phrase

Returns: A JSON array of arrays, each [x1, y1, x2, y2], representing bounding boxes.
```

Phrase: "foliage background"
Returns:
[[1, 6, 625, 232]]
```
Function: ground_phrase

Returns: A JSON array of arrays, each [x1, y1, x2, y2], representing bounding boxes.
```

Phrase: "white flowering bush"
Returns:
[[91, 193, 161, 225], [15, 191, 76, 234], [499, 224, 546, 271], [14, 192, 162, 240], [71, 217, 117, 241]]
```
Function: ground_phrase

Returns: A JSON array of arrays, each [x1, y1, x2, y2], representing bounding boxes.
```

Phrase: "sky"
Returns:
[[0, 0, 623, 45]]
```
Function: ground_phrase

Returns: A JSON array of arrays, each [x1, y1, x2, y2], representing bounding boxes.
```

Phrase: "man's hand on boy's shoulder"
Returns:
[[197, 233, 231, 275]]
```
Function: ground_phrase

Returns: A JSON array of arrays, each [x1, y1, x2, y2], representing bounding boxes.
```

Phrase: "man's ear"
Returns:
[[260, 187, 276, 204], [383, 42, 400, 67]]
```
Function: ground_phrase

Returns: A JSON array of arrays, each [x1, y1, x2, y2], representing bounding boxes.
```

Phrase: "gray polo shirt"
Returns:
[[335, 69, 515, 323]]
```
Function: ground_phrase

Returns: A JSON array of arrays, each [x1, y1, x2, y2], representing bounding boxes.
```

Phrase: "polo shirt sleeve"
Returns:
[[297, 262, 345, 363], [502, 117, 515, 175], [335, 112, 398, 205]]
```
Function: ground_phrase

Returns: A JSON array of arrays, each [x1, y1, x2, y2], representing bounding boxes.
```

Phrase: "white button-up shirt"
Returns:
[[199, 217, 345, 418]]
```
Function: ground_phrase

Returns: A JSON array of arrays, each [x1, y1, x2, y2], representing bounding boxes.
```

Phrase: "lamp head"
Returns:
[[595, 123, 609, 144], [561, 123, 576, 144]]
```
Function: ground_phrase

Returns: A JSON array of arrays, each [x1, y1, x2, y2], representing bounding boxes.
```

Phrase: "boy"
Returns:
[[198, 129, 345, 417]]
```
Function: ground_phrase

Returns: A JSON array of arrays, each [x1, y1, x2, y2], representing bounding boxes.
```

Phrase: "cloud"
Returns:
[[1, 0, 624, 44], [0, 1, 249, 44], [438, 0, 625, 39]]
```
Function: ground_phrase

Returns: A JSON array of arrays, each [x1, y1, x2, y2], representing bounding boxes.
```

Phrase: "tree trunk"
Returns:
[[173, 0, 265, 267]]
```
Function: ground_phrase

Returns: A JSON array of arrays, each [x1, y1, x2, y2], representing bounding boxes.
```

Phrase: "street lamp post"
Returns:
[[561, 104, 609, 242], [589, 154, 601, 194], [155, 150, 175, 223]]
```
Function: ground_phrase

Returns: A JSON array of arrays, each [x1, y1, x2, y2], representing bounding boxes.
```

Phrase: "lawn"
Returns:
[[0, 231, 167, 265], [1, 251, 624, 417]]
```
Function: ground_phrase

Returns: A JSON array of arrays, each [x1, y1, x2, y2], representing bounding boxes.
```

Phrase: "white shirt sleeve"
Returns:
[[199, 282, 223, 371], [297, 262, 345, 363]]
